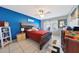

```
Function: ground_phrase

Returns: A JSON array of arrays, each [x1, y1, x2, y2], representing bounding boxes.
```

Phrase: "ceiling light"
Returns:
[[40, 14, 44, 18], [37, 8, 51, 18], [37, 9, 45, 18]]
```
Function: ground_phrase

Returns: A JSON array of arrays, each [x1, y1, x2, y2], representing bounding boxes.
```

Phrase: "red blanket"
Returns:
[[25, 30, 48, 43]]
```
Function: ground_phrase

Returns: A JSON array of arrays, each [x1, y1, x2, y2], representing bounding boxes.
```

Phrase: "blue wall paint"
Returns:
[[0, 7, 41, 39]]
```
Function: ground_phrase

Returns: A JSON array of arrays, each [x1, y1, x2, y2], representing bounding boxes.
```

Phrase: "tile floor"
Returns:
[[0, 39, 40, 53], [0, 31, 63, 53]]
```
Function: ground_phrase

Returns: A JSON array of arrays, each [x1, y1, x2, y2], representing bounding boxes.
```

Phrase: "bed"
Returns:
[[21, 23, 52, 50]]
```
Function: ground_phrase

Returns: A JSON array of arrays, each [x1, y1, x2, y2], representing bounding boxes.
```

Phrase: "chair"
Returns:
[[51, 46, 60, 53], [51, 40, 60, 53]]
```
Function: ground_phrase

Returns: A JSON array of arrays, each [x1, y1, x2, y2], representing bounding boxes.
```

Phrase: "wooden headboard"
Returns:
[[21, 22, 37, 27], [0, 21, 4, 27], [20, 22, 36, 30]]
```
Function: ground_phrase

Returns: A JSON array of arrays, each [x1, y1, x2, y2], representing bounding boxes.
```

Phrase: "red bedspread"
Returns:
[[25, 30, 48, 43]]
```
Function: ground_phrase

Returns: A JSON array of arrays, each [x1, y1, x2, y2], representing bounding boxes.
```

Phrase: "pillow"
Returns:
[[27, 29, 32, 31], [32, 27, 39, 31]]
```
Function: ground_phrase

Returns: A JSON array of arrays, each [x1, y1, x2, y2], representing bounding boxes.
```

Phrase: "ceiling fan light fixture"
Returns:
[[40, 14, 44, 18], [37, 8, 50, 18], [38, 9, 45, 18]]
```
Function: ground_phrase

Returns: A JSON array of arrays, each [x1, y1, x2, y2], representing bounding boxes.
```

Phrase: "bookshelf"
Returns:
[[0, 27, 12, 47]]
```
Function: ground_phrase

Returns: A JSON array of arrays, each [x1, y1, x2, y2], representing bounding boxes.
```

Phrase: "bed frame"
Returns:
[[20, 22, 52, 50]]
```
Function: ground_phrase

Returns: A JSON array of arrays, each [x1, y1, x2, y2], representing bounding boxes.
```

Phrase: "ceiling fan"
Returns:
[[37, 9, 51, 18]]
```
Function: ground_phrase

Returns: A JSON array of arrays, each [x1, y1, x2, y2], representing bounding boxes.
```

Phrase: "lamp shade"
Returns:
[[5, 22, 9, 27], [21, 28, 24, 32]]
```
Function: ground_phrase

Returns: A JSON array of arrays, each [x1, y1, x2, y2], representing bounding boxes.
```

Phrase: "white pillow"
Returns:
[[32, 27, 39, 31]]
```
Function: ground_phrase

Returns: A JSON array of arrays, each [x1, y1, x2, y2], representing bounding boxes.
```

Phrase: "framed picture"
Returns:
[[58, 19, 67, 28]]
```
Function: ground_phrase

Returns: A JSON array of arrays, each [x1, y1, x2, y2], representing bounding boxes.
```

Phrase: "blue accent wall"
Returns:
[[0, 7, 41, 39]]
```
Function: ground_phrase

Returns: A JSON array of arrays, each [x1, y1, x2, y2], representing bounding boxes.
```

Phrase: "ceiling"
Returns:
[[1, 5, 76, 20]]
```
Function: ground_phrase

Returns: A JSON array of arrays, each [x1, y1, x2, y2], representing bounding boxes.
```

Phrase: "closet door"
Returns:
[[48, 20, 52, 31], [50, 20, 58, 32], [43, 20, 58, 32]]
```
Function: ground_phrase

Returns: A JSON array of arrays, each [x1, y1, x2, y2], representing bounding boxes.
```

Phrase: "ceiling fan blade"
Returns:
[[45, 11, 51, 14]]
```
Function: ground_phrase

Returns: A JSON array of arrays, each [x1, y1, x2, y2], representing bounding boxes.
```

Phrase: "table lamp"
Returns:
[[5, 22, 9, 27], [21, 28, 24, 32]]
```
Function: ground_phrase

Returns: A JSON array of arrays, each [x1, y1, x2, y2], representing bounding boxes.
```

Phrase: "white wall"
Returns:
[[42, 15, 68, 32], [67, 18, 79, 27], [43, 20, 58, 31]]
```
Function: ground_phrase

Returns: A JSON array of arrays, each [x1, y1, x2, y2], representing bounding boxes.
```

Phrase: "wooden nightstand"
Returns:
[[17, 32, 26, 41]]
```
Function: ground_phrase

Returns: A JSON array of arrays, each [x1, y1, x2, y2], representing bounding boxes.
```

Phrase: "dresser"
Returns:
[[61, 30, 79, 53]]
